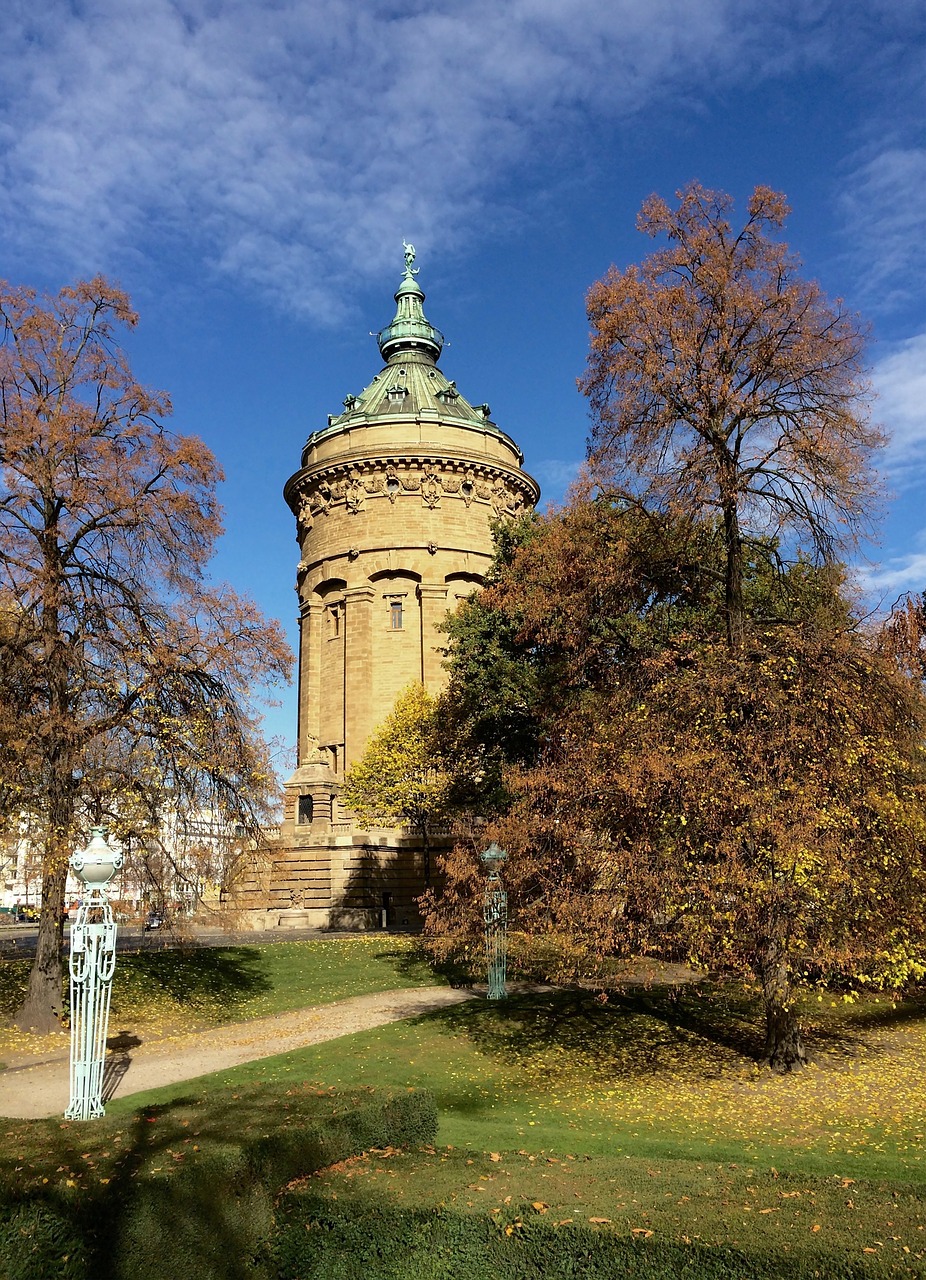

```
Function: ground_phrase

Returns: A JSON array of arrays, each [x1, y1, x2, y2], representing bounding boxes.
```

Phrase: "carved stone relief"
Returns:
[[294, 462, 532, 521], [421, 465, 443, 509], [344, 472, 366, 514]]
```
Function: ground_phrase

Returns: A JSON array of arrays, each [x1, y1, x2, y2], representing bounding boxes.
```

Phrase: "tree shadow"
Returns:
[[113, 946, 273, 1022], [374, 939, 475, 990], [420, 981, 926, 1083], [0, 1080, 414, 1280], [420, 984, 770, 1082]]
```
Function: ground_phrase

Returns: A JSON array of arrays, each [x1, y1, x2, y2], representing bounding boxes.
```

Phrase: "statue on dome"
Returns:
[[402, 241, 418, 275]]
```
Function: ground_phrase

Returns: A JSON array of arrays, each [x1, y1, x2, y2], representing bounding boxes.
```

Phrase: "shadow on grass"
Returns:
[[0, 1080, 432, 1280], [273, 1184, 894, 1280], [415, 984, 766, 1084], [0, 955, 32, 1019], [112, 946, 273, 1020], [416, 979, 926, 1084], [374, 942, 474, 990]]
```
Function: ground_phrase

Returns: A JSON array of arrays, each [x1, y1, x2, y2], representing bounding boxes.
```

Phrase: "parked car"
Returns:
[[14, 906, 38, 923], [143, 910, 164, 931]]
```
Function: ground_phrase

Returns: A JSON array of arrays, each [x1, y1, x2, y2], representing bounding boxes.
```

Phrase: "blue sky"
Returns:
[[1, 0, 923, 757]]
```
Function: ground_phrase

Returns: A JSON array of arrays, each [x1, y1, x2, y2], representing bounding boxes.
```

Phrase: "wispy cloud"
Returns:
[[0, 0, 859, 318], [873, 333, 926, 481], [856, 546, 926, 604], [531, 458, 583, 506], [839, 147, 926, 312]]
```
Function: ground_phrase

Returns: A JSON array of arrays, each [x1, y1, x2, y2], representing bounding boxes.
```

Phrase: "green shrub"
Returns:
[[111, 1089, 437, 1280], [0, 1087, 437, 1280]]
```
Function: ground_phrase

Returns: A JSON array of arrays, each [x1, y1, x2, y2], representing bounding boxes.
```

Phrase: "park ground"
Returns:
[[0, 935, 924, 1276]]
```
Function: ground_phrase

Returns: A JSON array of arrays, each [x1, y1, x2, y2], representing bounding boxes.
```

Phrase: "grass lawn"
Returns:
[[110, 982, 926, 1275], [1, 940, 923, 1275], [0, 934, 440, 1061]]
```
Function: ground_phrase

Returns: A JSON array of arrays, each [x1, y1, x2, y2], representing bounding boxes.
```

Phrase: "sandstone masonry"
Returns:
[[249, 248, 539, 929]]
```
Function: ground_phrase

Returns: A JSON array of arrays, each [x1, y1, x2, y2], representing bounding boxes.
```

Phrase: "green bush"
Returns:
[[0, 1087, 437, 1280]]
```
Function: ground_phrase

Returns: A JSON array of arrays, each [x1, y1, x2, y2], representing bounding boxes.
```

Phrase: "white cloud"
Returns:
[[855, 548, 926, 604], [531, 457, 582, 504], [0, 0, 890, 317], [873, 333, 926, 480], [840, 147, 926, 312]]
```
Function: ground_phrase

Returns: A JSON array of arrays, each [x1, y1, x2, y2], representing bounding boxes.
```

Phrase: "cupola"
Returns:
[[375, 242, 444, 363]]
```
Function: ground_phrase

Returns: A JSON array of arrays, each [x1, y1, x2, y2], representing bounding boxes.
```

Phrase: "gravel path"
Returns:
[[0, 986, 475, 1120]]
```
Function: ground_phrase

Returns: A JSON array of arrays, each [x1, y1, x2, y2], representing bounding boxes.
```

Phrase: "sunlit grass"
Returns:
[[2, 966, 924, 1274], [109, 984, 926, 1178], [0, 935, 442, 1061], [104, 984, 926, 1274]]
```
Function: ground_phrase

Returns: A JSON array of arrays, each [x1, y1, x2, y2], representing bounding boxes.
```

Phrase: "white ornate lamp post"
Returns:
[[65, 827, 123, 1121]]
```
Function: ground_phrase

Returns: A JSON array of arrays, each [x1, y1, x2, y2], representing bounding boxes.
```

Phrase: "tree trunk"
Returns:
[[14, 857, 68, 1033], [420, 820, 431, 889], [758, 943, 806, 1070], [719, 460, 744, 651], [15, 533, 75, 1034]]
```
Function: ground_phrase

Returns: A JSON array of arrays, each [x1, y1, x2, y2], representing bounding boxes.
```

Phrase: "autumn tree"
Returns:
[[0, 277, 291, 1031], [581, 183, 883, 650], [341, 683, 454, 887], [427, 501, 926, 1069]]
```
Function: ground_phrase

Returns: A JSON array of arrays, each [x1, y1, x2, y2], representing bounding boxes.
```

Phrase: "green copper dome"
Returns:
[[376, 242, 444, 362], [299, 245, 529, 467]]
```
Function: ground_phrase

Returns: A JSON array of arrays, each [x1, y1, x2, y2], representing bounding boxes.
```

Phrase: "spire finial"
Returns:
[[402, 240, 418, 277]]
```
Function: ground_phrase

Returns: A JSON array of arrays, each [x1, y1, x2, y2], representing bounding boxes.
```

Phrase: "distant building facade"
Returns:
[[254, 247, 539, 928]]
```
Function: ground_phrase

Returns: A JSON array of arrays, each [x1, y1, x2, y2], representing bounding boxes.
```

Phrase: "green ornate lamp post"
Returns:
[[65, 827, 122, 1121], [480, 842, 508, 1001]]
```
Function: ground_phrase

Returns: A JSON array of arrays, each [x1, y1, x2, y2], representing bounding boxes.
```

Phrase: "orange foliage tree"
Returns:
[[581, 183, 883, 650], [0, 278, 291, 1031], [428, 500, 926, 1070]]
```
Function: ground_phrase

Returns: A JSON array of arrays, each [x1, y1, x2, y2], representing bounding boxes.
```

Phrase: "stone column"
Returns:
[[417, 583, 450, 692], [298, 600, 323, 765], [343, 584, 376, 770]]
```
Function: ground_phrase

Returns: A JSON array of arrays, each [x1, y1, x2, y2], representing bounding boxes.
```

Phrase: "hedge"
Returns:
[[0, 1087, 437, 1280]]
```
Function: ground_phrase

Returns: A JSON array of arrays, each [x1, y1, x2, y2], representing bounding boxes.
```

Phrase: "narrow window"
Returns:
[[297, 795, 313, 825], [390, 599, 403, 630]]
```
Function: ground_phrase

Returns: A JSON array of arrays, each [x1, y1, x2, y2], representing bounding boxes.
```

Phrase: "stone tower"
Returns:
[[264, 246, 540, 928]]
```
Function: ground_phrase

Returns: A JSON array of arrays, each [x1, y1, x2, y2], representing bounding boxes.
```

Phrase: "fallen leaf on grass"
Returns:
[[532, 1202, 549, 1213], [489, 1152, 501, 1162], [589, 1217, 612, 1225], [632, 1228, 654, 1238]]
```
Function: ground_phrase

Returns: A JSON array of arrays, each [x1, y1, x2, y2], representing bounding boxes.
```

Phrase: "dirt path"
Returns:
[[0, 986, 475, 1120]]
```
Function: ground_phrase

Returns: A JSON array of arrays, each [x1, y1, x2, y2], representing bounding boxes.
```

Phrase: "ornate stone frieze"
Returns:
[[421, 465, 443, 509], [291, 459, 533, 530]]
